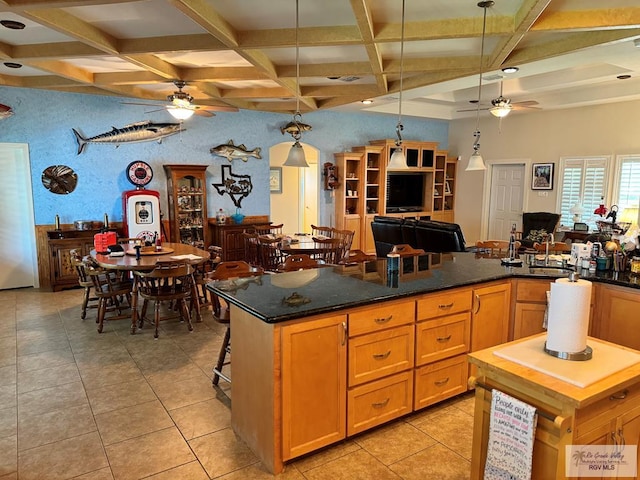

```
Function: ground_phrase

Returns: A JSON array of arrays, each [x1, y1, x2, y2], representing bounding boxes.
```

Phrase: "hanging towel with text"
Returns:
[[484, 389, 538, 480]]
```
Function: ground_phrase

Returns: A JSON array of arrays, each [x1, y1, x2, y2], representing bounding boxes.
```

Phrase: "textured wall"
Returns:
[[0, 86, 448, 227]]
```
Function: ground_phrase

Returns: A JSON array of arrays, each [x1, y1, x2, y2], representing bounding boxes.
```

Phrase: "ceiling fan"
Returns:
[[123, 80, 238, 119], [458, 81, 540, 117]]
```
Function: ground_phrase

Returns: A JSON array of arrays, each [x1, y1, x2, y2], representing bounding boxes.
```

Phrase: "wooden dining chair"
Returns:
[[332, 228, 355, 261], [70, 249, 99, 320], [256, 235, 286, 272], [278, 254, 322, 272], [242, 231, 260, 266], [311, 237, 343, 264], [533, 241, 571, 254], [339, 249, 376, 264], [82, 257, 133, 333], [253, 223, 284, 237], [311, 225, 334, 238], [207, 261, 264, 385], [133, 261, 194, 339]]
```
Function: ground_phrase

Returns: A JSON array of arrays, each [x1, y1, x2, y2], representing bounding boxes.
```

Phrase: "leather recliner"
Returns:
[[371, 216, 467, 256]]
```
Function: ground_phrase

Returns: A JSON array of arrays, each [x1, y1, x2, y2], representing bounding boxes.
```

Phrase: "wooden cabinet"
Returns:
[[470, 281, 511, 378], [431, 152, 456, 223], [164, 164, 208, 248], [591, 283, 640, 350], [281, 314, 347, 461], [47, 230, 102, 291], [511, 279, 552, 340], [334, 152, 363, 250], [469, 337, 640, 480], [337, 140, 457, 254], [414, 287, 472, 409], [346, 299, 414, 435], [208, 218, 271, 261]]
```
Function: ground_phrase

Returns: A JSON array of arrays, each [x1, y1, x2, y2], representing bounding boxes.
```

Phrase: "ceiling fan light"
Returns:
[[168, 107, 195, 120], [490, 105, 512, 117], [284, 140, 309, 167], [466, 150, 486, 171]]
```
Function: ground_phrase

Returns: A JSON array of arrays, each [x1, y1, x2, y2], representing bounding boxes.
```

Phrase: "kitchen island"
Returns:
[[207, 253, 640, 473]]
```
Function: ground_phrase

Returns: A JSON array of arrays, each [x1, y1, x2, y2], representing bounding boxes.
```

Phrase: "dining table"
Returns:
[[90, 242, 210, 333], [277, 234, 336, 256]]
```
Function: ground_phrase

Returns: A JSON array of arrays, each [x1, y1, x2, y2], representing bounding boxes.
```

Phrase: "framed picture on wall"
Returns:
[[532, 163, 554, 190], [269, 167, 282, 193]]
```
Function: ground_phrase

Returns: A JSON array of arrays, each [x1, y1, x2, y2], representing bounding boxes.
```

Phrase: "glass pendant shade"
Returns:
[[388, 147, 409, 170], [283, 140, 308, 167], [490, 106, 511, 118], [168, 107, 195, 120], [466, 150, 486, 171]]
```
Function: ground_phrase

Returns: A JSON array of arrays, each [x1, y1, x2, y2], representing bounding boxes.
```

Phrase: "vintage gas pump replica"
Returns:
[[122, 161, 161, 243]]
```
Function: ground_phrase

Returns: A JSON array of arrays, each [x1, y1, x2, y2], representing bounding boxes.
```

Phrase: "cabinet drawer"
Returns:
[[414, 354, 468, 410], [415, 312, 470, 366], [417, 288, 472, 320], [347, 371, 413, 436], [574, 382, 640, 440], [516, 279, 552, 302], [349, 300, 415, 337], [348, 324, 414, 386]]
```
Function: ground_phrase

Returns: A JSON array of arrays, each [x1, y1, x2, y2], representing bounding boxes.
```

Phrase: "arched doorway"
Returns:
[[269, 142, 319, 233]]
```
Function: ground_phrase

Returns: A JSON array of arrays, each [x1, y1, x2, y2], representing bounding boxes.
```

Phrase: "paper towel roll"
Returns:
[[546, 278, 592, 353]]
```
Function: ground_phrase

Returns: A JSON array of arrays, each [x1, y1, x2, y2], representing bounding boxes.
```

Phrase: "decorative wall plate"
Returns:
[[41, 165, 78, 194]]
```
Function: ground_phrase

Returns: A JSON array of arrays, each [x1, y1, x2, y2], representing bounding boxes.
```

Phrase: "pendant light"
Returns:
[[283, 0, 309, 168], [466, 1, 493, 172], [387, 0, 409, 170]]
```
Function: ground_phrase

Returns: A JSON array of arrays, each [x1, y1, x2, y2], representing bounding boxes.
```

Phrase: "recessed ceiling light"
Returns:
[[617, 74, 632, 80], [3, 62, 22, 69], [361, 99, 373, 105], [501, 66, 519, 74], [0, 20, 25, 30]]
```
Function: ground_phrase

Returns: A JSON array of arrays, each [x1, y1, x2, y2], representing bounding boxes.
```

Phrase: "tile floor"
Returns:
[[0, 287, 474, 480]]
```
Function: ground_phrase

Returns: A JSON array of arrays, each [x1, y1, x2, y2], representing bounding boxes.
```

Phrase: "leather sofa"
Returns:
[[371, 216, 467, 257]]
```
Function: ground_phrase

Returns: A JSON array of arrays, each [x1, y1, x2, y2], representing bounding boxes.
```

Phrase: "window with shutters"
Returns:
[[613, 155, 640, 225], [557, 156, 609, 231]]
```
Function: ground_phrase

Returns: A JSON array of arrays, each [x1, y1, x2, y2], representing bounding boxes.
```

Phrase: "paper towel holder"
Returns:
[[543, 270, 593, 360], [543, 342, 592, 361]]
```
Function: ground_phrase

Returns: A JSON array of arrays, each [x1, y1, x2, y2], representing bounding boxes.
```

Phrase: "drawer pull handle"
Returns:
[[436, 335, 452, 343], [371, 398, 390, 409], [374, 315, 393, 324], [610, 390, 628, 401], [372, 351, 391, 360], [434, 377, 450, 386], [438, 302, 454, 309]]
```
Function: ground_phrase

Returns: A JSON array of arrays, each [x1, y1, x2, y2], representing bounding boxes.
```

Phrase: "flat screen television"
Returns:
[[385, 172, 425, 213]]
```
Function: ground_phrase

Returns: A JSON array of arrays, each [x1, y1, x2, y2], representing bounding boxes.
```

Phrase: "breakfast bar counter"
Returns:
[[206, 253, 640, 474]]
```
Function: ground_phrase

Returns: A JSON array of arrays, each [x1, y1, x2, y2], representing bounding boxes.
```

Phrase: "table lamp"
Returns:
[[569, 200, 585, 223]]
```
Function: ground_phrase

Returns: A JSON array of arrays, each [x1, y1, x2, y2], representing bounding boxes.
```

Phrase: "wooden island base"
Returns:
[[468, 334, 640, 480]]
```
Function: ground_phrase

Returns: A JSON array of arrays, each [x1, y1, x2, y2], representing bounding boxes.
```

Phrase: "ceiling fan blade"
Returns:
[[194, 104, 239, 113], [457, 106, 491, 112], [513, 100, 539, 107], [512, 104, 541, 111], [121, 101, 168, 107], [194, 110, 215, 118]]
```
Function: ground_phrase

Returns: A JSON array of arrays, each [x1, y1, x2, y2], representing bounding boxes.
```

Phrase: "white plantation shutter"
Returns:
[[615, 155, 640, 211], [558, 157, 609, 230]]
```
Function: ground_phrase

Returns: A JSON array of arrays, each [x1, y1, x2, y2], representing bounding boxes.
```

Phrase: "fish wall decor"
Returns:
[[212, 165, 253, 208], [0, 103, 14, 119], [72, 121, 182, 154], [210, 139, 261, 162], [280, 120, 312, 136]]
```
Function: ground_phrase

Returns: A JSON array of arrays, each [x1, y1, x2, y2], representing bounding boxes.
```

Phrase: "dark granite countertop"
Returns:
[[205, 252, 640, 324]]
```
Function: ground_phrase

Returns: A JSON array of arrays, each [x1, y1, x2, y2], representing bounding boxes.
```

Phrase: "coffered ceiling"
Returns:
[[0, 0, 639, 120]]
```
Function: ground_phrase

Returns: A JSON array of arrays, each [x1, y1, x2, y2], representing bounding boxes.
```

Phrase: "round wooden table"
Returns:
[[91, 242, 210, 333]]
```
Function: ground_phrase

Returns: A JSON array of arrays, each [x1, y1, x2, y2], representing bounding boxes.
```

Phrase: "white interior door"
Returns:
[[488, 164, 525, 240], [0, 143, 38, 289]]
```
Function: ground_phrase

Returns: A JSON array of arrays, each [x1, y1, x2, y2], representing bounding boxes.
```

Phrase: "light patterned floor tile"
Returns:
[[414, 408, 474, 460], [302, 448, 401, 480], [17, 362, 81, 394], [0, 366, 16, 387], [94, 399, 173, 445], [188, 427, 258, 478], [17, 381, 87, 418], [143, 461, 209, 480], [85, 378, 157, 415], [18, 431, 107, 480], [354, 421, 437, 465], [18, 404, 96, 451], [150, 371, 216, 410], [169, 398, 231, 440], [0, 435, 16, 477], [105, 427, 195, 480], [0, 407, 16, 439], [388, 443, 471, 480], [16, 347, 74, 373]]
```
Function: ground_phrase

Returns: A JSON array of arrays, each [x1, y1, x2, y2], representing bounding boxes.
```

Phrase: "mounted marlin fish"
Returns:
[[72, 121, 182, 155]]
